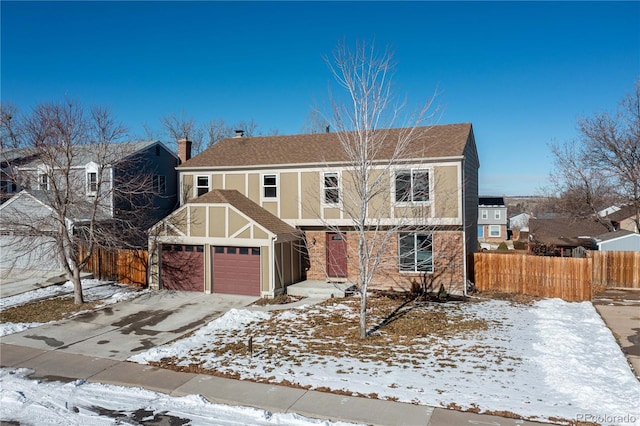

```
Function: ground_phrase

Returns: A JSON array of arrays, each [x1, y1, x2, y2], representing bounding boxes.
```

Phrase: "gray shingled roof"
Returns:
[[179, 123, 473, 169], [479, 197, 505, 206], [191, 189, 300, 237], [529, 217, 611, 247], [18, 141, 161, 168]]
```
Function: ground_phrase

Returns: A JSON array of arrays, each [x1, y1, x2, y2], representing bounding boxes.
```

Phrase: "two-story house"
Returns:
[[477, 196, 508, 244], [149, 123, 479, 298], [0, 147, 39, 204], [0, 141, 178, 271]]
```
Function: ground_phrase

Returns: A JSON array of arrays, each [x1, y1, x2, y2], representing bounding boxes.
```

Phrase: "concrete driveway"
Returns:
[[2, 291, 257, 361]]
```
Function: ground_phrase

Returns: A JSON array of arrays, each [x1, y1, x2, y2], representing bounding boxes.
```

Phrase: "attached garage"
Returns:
[[149, 189, 304, 297], [213, 246, 261, 296], [160, 244, 205, 291]]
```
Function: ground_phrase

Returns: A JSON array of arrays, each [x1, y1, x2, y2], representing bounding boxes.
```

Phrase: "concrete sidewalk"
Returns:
[[593, 288, 640, 379], [0, 342, 544, 426]]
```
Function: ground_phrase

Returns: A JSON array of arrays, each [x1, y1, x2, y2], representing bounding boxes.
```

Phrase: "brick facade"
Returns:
[[304, 230, 465, 294]]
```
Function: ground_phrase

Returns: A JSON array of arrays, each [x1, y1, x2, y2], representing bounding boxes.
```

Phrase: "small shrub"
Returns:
[[497, 242, 509, 251], [513, 240, 526, 250]]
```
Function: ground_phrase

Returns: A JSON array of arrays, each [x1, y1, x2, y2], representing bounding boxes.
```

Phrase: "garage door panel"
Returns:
[[213, 246, 260, 296], [161, 245, 204, 292]]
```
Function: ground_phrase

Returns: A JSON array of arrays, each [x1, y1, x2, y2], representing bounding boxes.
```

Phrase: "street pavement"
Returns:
[[6, 286, 638, 425]]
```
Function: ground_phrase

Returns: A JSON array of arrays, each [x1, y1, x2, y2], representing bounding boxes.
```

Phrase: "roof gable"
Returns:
[[192, 190, 299, 237], [179, 123, 473, 169]]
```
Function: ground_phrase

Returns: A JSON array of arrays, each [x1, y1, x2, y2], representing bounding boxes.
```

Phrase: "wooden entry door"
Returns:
[[326, 232, 347, 278]]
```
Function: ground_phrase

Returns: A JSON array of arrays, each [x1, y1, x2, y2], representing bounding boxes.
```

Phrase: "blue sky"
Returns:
[[2, 1, 638, 196]]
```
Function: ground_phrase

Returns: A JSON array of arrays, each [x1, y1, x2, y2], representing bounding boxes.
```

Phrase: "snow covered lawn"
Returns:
[[0, 368, 353, 426], [131, 296, 640, 424]]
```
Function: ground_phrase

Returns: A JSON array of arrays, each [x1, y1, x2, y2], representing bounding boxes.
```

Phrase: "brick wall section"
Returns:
[[303, 230, 465, 295]]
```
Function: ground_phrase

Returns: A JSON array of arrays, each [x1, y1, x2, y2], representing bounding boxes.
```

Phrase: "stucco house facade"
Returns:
[[148, 123, 479, 297]]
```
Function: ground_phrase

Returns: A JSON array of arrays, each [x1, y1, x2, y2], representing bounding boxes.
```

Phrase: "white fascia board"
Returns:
[[177, 156, 466, 173]]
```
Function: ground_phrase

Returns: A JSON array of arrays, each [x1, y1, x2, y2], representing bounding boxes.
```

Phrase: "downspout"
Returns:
[[270, 235, 277, 296]]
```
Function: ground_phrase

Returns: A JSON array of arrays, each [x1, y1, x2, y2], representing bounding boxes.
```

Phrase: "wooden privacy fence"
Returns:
[[473, 252, 592, 302], [591, 251, 640, 288], [79, 245, 148, 287]]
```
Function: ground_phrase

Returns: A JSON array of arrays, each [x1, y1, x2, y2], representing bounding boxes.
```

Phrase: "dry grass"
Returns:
[[154, 291, 494, 368], [0, 297, 99, 323], [251, 294, 303, 306]]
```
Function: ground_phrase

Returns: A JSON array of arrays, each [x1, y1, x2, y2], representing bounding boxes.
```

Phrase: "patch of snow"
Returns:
[[131, 299, 640, 424], [0, 368, 356, 426]]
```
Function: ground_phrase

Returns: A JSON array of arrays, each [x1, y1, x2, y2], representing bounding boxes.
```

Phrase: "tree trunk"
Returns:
[[72, 267, 84, 304], [359, 287, 367, 339]]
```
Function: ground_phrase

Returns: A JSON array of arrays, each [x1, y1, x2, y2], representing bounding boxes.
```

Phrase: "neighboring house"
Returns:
[[593, 230, 640, 252], [0, 147, 39, 204], [528, 217, 611, 257], [606, 204, 639, 233], [508, 212, 532, 241], [0, 141, 178, 271], [478, 197, 508, 243], [598, 205, 621, 217], [149, 123, 480, 298]]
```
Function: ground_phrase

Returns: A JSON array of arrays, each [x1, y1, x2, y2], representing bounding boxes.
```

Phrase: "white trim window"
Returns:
[[395, 169, 430, 202], [86, 172, 98, 195], [494, 210, 501, 220], [263, 174, 277, 199], [38, 173, 49, 191], [154, 175, 166, 194], [323, 172, 340, 204], [398, 233, 433, 273], [481, 209, 488, 220], [489, 225, 501, 237], [196, 175, 209, 197]]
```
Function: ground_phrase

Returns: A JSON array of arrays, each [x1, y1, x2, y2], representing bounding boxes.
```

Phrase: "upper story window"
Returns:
[[263, 174, 277, 198], [395, 169, 430, 202], [323, 172, 340, 204], [39, 174, 49, 191], [481, 209, 488, 220], [86, 172, 98, 194], [196, 176, 209, 197], [494, 210, 501, 220], [154, 175, 166, 194]]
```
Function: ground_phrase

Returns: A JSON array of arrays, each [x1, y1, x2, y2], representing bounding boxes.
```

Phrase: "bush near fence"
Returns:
[[472, 251, 640, 301], [79, 245, 148, 287]]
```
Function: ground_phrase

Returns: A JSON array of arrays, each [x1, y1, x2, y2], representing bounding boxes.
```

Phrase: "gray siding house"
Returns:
[[0, 141, 179, 271], [478, 196, 508, 243]]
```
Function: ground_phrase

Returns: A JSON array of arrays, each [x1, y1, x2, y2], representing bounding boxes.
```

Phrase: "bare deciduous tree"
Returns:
[[1, 99, 156, 304], [319, 40, 441, 339], [549, 78, 640, 230]]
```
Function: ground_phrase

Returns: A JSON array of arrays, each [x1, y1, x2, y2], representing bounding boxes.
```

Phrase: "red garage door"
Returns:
[[161, 244, 204, 291], [213, 246, 261, 296]]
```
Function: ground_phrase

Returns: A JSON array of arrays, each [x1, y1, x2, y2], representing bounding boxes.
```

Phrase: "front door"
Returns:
[[326, 232, 347, 278]]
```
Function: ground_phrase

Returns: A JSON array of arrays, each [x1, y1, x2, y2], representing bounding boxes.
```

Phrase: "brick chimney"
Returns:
[[177, 138, 192, 164]]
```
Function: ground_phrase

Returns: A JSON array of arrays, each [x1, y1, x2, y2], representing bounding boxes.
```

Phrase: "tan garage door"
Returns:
[[161, 244, 204, 292], [213, 246, 261, 296]]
